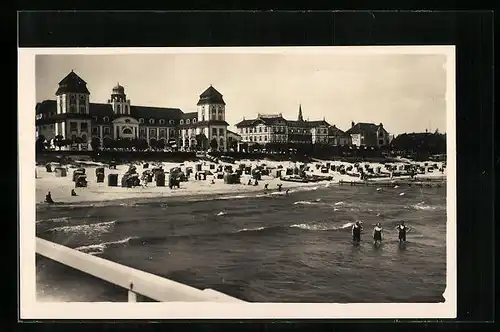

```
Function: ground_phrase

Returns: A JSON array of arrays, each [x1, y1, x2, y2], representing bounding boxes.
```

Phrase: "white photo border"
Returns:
[[18, 46, 456, 320]]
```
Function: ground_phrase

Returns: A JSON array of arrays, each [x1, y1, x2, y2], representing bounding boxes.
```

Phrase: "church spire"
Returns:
[[298, 104, 304, 121]]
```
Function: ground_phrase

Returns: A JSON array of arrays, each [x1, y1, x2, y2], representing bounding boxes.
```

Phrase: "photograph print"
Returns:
[[19, 46, 456, 319]]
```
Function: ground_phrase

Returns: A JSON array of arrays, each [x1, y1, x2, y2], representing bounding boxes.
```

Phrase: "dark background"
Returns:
[[15, 10, 495, 330]]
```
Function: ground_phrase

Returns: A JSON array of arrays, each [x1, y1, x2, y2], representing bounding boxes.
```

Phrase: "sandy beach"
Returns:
[[35, 158, 446, 205]]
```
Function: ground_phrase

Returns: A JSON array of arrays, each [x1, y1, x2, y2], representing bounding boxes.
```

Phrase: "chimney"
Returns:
[[351, 121, 355, 127], [379, 123, 383, 127]]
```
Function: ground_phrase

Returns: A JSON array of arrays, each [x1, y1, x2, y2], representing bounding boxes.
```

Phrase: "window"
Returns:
[[81, 134, 87, 142], [80, 122, 88, 132], [259, 127, 262, 133], [117, 105, 121, 113], [264, 136, 268, 141], [378, 139, 384, 145], [139, 118, 144, 124], [159, 129, 166, 138], [169, 120, 174, 125], [159, 119, 165, 125], [71, 134, 77, 141], [212, 128, 217, 136], [149, 129, 156, 137], [123, 128, 132, 135], [79, 104, 86, 114], [219, 128, 224, 136], [69, 122, 77, 131], [149, 119, 155, 124], [180, 120, 184, 125], [192, 118, 196, 123], [103, 116, 109, 123], [139, 128, 146, 137], [186, 119, 190, 124], [69, 104, 77, 113], [80, 95, 85, 100], [92, 127, 98, 134], [169, 129, 175, 136], [125, 105, 129, 113], [104, 127, 110, 134], [125, 119, 130, 123]]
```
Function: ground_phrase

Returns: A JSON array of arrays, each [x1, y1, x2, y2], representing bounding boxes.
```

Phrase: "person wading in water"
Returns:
[[395, 221, 411, 244], [352, 221, 363, 244], [373, 222, 383, 246]]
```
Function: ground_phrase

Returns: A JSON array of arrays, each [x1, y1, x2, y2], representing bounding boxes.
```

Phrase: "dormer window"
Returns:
[[103, 116, 109, 123], [180, 120, 184, 125], [125, 119, 130, 123], [139, 118, 144, 124], [186, 119, 190, 124], [193, 118, 196, 123], [149, 119, 155, 124], [80, 95, 85, 100], [159, 119, 165, 125], [169, 120, 174, 125]]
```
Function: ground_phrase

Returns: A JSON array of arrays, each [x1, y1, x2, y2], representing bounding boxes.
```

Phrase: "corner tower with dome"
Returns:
[[35, 70, 230, 152]]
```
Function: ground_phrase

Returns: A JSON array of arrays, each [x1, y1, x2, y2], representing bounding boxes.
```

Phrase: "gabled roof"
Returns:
[[328, 125, 348, 136], [346, 122, 385, 135], [235, 119, 256, 127], [197, 86, 226, 105], [56, 71, 90, 95], [227, 129, 241, 137]]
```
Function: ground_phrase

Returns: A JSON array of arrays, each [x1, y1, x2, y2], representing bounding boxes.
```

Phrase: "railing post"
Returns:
[[128, 281, 137, 302]]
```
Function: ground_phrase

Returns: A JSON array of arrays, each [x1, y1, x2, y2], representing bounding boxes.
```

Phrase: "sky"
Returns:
[[36, 52, 448, 135]]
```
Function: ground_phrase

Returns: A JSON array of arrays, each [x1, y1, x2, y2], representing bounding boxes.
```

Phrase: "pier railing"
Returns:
[[36, 237, 246, 303]]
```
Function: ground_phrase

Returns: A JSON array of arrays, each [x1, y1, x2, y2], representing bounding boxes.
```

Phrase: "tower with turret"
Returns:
[[195, 85, 229, 151], [108, 83, 131, 116]]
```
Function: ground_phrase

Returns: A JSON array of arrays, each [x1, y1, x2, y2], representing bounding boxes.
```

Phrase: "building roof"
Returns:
[[36, 100, 57, 115], [181, 111, 198, 119], [227, 129, 241, 137], [328, 125, 348, 136], [307, 120, 331, 127], [287, 120, 309, 128], [346, 122, 385, 135], [130, 105, 184, 119], [197, 85, 226, 105], [55, 71, 90, 95]]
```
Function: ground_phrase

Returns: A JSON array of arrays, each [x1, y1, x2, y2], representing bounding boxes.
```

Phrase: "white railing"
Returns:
[[36, 237, 246, 303]]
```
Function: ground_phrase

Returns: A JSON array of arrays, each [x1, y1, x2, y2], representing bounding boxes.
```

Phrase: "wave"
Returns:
[[75, 236, 136, 255], [236, 227, 265, 232], [71, 220, 360, 255], [46, 221, 116, 235], [290, 222, 354, 231], [36, 216, 70, 224], [293, 200, 318, 205], [216, 211, 227, 216], [411, 202, 445, 211]]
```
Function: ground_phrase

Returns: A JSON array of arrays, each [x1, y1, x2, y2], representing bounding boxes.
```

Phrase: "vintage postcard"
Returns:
[[19, 46, 456, 319]]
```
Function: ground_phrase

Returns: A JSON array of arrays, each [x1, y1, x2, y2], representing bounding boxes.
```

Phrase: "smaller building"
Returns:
[[345, 121, 390, 147], [327, 125, 351, 146], [226, 129, 242, 151]]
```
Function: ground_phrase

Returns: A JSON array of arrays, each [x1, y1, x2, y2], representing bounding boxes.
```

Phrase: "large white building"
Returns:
[[35, 71, 229, 151]]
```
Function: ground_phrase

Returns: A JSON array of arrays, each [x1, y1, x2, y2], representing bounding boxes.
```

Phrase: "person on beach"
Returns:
[[277, 183, 282, 192], [264, 183, 269, 190], [45, 191, 54, 204], [373, 222, 383, 246], [395, 221, 411, 244], [71, 189, 77, 196], [352, 221, 363, 243], [285, 189, 290, 195]]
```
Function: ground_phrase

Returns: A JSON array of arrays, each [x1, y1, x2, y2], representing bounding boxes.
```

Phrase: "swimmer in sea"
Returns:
[[373, 222, 383, 246], [285, 189, 290, 195], [395, 221, 411, 244], [352, 221, 362, 243]]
